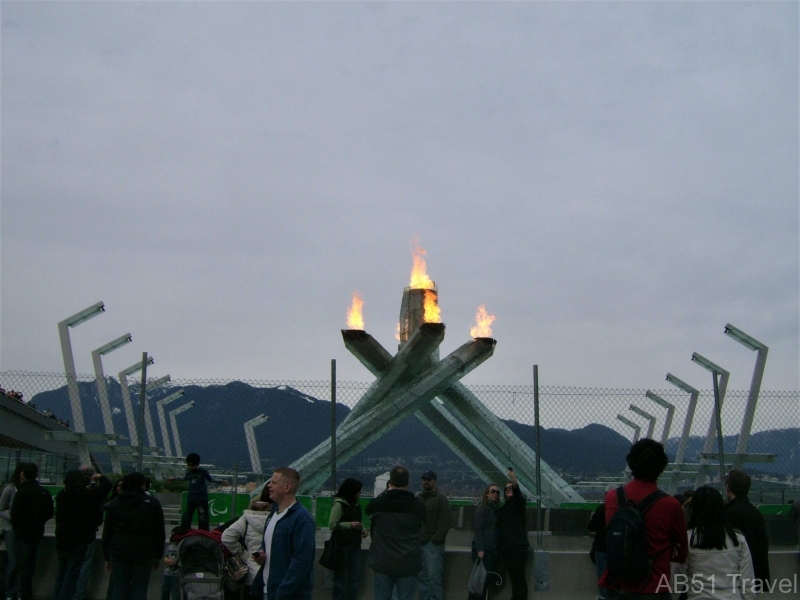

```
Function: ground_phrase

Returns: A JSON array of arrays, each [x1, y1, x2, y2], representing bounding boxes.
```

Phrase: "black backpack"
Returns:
[[605, 486, 666, 588]]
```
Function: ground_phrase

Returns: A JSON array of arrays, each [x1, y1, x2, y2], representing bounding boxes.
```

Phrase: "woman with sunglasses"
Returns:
[[497, 468, 529, 600], [470, 483, 502, 599]]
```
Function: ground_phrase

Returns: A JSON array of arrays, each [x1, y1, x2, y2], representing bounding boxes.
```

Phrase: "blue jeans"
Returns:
[[374, 572, 416, 600], [53, 545, 89, 600], [4, 530, 18, 599], [72, 538, 98, 600], [160, 573, 179, 600], [595, 551, 608, 599], [182, 497, 210, 530], [417, 542, 444, 600], [333, 545, 361, 600], [109, 558, 153, 600]]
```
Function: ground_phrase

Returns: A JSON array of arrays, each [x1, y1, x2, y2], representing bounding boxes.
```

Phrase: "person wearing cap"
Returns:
[[417, 470, 451, 600]]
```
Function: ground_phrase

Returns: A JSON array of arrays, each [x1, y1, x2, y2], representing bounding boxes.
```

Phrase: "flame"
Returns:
[[470, 304, 495, 338], [423, 290, 441, 323], [346, 292, 364, 330], [409, 241, 435, 290], [395, 323, 401, 341]]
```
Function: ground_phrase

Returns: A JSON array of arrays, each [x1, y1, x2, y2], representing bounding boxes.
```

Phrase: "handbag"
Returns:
[[467, 557, 487, 597], [318, 530, 339, 570]]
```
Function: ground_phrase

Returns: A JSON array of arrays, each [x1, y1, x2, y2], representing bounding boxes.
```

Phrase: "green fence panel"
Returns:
[[180, 492, 251, 525], [758, 504, 792, 515], [559, 502, 601, 510]]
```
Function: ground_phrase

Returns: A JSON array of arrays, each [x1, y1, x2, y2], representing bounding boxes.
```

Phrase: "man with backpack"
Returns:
[[599, 439, 688, 600]]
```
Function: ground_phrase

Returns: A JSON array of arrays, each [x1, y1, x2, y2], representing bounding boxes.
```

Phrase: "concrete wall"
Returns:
[[24, 535, 799, 600]]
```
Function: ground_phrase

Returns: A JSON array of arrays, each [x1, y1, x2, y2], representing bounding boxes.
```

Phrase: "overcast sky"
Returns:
[[1, 2, 798, 398]]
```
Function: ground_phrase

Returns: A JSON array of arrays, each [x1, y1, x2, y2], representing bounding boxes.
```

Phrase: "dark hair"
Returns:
[[688, 486, 738, 550], [122, 472, 146, 492], [110, 478, 124, 499], [626, 439, 669, 481], [725, 470, 751, 497], [389, 466, 409, 488], [63, 469, 85, 489], [673, 493, 685, 505], [258, 486, 272, 503], [21, 462, 39, 481], [683, 489, 695, 501], [336, 478, 363, 504], [10, 463, 24, 487], [186, 453, 201, 465]]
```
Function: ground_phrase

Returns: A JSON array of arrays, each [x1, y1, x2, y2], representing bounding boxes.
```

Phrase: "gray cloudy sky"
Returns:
[[1, 2, 798, 396]]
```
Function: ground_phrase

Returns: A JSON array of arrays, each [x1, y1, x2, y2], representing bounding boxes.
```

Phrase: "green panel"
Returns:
[[180, 492, 252, 526], [298, 495, 313, 512], [316, 497, 333, 528], [758, 504, 792, 515], [43, 485, 61, 497]]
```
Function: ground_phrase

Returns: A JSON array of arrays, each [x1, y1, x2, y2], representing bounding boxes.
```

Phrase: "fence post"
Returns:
[[331, 359, 337, 494]]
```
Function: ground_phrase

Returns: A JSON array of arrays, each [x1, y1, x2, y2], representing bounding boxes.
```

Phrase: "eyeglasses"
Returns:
[[488, 489, 500, 495], [504, 486, 514, 491]]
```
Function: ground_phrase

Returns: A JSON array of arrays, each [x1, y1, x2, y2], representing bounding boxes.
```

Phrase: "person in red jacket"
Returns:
[[599, 439, 688, 600]]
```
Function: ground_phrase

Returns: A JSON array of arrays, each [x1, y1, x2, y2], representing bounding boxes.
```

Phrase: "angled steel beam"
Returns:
[[155, 390, 185, 457], [617, 415, 641, 443], [691, 353, 729, 486], [724, 324, 769, 469], [629, 405, 657, 440], [169, 402, 195, 458], [118, 356, 154, 444], [644, 391, 675, 446], [244, 414, 270, 473]]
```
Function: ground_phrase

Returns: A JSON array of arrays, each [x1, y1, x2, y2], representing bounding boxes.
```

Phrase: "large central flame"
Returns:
[[470, 304, 495, 338], [347, 292, 364, 330], [409, 241, 435, 290], [408, 240, 441, 323]]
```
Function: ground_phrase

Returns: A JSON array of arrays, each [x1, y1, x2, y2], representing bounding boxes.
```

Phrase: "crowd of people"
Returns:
[[1, 386, 69, 428], [588, 438, 774, 600], [0, 441, 789, 600]]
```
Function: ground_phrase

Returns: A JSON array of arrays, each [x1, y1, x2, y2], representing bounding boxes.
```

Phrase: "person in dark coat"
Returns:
[[328, 478, 368, 600], [724, 470, 770, 591], [365, 466, 427, 600], [470, 483, 501, 600], [496, 468, 529, 600], [51, 469, 112, 600], [10, 462, 54, 600], [102, 472, 165, 600]]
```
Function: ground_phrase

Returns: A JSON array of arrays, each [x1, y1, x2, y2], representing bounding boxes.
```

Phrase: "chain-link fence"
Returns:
[[1, 370, 798, 500]]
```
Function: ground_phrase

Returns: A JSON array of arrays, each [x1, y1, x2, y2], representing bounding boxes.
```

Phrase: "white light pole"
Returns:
[[58, 302, 105, 465], [169, 401, 195, 458], [629, 405, 657, 439], [644, 391, 675, 446], [244, 414, 270, 473], [155, 390, 185, 457], [692, 352, 729, 489], [58, 302, 105, 430], [724, 324, 769, 469], [144, 375, 171, 449], [90, 333, 132, 474], [118, 357, 154, 443], [617, 414, 641, 443], [665, 373, 700, 467]]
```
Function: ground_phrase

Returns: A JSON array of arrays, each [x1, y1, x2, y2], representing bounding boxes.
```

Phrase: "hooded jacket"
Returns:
[[102, 491, 165, 562], [221, 508, 270, 585], [366, 489, 427, 577], [419, 488, 450, 545]]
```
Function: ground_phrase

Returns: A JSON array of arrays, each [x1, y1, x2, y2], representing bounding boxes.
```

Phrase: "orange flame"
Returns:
[[409, 241, 435, 290], [470, 304, 495, 337], [395, 323, 401, 341], [423, 290, 441, 323], [346, 292, 364, 330]]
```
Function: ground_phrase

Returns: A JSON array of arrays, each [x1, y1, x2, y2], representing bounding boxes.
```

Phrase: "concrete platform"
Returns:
[[19, 529, 800, 600]]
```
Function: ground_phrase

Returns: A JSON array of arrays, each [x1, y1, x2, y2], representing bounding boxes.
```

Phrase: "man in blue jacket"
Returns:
[[253, 468, 315, 600]]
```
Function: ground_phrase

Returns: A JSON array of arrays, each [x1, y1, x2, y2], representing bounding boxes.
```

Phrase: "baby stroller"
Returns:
[[178, 535, 225, 600]]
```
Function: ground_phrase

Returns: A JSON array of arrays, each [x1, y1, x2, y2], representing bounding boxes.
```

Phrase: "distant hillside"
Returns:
[[31, 381, 797, 491]]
